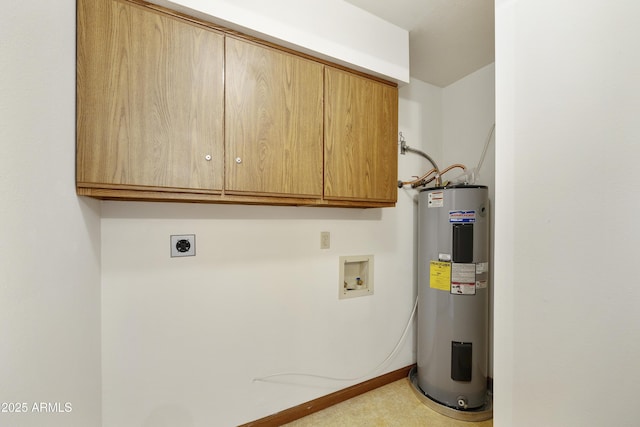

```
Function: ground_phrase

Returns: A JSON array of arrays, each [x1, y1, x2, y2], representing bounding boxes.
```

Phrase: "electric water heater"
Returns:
[[417, 185, 489, 410]]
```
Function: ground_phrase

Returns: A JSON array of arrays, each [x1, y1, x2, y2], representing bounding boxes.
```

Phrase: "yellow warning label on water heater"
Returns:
[[430, 261, 451, 291]]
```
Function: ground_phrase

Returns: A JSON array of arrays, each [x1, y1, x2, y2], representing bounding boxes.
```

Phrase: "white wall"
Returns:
[[399, 78, 443, 166], [150, 0, 410, 84], [101, 204, 416, 426], [443, 63, 495, 187], [0, 1, 102, 426], [495, 1, 640, 426], [442, 63, 496, 377]]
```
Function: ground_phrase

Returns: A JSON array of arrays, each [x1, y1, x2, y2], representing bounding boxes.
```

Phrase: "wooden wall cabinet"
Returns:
[[225, 37, 324, 200], [76, 0, 225, 195], [324, 67, 399, 204], [76, 0, 398, 207]]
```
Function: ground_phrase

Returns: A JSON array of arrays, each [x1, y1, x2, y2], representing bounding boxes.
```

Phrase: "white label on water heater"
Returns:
[[428, 191, 444, 208], [476, 280, 488, 289], [452, 282, 476, 295], [451, 263, 476, 295]]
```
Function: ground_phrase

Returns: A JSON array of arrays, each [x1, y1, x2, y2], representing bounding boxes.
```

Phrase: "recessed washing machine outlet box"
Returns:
[[171, 234, 195, 257], [339, 255, 373, 299]]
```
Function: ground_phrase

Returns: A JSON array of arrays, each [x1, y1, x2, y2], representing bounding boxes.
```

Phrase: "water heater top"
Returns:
[[419, 184, 488, 192]]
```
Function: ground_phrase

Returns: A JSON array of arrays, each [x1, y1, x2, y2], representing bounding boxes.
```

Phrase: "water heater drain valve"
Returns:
[[457, 396, 468, 409]]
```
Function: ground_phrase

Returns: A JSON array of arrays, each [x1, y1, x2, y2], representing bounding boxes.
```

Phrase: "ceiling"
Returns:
[[345, 0, 494, 87]]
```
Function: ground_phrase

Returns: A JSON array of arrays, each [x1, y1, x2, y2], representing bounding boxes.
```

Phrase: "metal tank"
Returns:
[[417, 185, 489, 410]]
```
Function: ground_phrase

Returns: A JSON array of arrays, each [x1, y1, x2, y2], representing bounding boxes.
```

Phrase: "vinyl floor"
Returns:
[[283, 379, 493, 427]]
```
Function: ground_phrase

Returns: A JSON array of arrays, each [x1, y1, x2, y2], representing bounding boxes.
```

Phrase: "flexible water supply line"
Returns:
[[399, 133, 442, 187], [475, 124, 495, 177], [253, 296, 418, 384]]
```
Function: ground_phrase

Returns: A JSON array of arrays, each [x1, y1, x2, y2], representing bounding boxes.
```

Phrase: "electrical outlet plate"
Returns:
[[320, 231, 330, 249], [171, 234, 195, 257]]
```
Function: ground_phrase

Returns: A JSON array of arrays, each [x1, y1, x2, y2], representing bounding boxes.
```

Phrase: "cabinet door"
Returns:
[[77, 0, 224, 191], [225, 37, 323, 198], [324, 67, 398, 203]]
